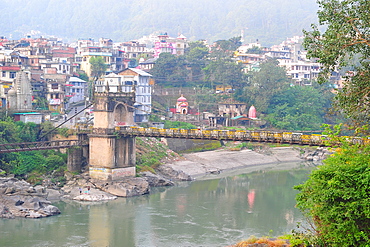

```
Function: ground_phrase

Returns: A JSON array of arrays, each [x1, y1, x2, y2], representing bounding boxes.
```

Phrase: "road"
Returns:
[[53, 104, 90, 128]]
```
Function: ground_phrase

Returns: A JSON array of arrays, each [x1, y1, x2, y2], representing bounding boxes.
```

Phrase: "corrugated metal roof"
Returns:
[[127, 68, 152, 77], [13, 112, 42, 115], [69, 76, 87, 83]]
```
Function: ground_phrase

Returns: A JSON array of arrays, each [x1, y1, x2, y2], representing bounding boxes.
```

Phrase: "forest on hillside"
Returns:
[[1, 0, 318, 46]]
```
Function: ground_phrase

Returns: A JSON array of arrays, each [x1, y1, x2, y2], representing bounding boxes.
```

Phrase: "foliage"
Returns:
[[0, 119, 67, 178], [89, 56, 107, 80], [151, 37, 246, 90], [38, 121, 57, 141], [234, 236, 289, 247], [150, 53, 189, 87], [11, 151, 47, 176], [57, 127, 72, 137], [295, 141, 370, 246], [265, 84, 333, 130], [246, 46, 264, 54], [163, 120, 197, 129], [185, 41, 209, 83], [181, 140, 221, 153], [33, 96, 49, 110], [209, 37, 242, 59], [303, 0, 370, 133], [26, 171, 44, 185], [15, 121, 38, 142], [136, 137, 170, 173], [76, 71, 89, 82], [236, 59, 289, 113], [203, 59, 246, 89]]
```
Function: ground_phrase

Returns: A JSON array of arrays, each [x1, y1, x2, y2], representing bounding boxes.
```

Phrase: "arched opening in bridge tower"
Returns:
[[113, 103, 135, 168], [114, 104, 129, 126]]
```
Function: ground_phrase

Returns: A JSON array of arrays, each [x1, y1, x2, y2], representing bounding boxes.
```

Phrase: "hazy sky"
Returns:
[[1, 0, 319, 45]]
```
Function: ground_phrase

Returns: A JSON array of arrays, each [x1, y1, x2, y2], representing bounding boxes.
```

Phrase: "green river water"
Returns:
[[0, 164, 313, 247]]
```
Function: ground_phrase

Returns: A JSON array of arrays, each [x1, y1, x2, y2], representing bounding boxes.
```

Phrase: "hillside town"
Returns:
[[0, 32, 342, 126]]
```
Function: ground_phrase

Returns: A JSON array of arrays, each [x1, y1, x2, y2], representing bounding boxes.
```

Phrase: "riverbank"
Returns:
[[159, 146, 324, 180]]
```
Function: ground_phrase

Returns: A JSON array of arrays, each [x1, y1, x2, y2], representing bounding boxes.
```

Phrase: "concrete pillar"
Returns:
[[78, 133, 89, 165], [67, 147, 83, 173]]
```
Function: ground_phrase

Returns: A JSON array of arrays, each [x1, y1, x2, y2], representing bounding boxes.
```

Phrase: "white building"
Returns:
[[96, 68, 152, 123], [66, 76, 88, 104]]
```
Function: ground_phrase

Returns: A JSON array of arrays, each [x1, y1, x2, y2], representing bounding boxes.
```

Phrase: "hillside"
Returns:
[[2, 0, 318, 46]]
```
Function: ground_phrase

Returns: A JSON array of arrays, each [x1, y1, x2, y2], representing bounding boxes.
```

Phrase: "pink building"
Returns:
[[154, 33, 188, 58]]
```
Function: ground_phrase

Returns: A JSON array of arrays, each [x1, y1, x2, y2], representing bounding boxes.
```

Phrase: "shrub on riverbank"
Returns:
[[295, 142, 370, 246], [233, 236, 290, 247], [0, 119, 68, 182], [136, 137, 180, 173]]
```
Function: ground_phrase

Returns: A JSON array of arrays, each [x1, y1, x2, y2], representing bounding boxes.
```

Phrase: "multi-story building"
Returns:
[[65, 76, 88, 107], [153, 33, 188, 58], [44, 73, 69, 112], [96, 68, 152, 123], [76, 46, 113, 77], [115, 41, 149, 59], [138, 57, 158, 72], [0, 65, 22, 108]]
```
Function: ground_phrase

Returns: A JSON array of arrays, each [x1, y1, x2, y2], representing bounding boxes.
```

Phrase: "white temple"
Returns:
[[8, 70, 33, 111]]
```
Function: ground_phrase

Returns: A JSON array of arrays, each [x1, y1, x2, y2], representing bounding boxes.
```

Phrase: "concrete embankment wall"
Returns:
[[165, 138, 222, 153]]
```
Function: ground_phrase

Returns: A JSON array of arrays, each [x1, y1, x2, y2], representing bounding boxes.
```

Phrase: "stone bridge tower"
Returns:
[[89, 91, 136, 180]]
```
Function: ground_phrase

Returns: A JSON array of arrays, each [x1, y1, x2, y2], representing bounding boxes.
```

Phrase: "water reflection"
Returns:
[[0, 168, 311, 247]]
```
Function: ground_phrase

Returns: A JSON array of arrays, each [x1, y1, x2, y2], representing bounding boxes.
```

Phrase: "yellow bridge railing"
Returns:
[[115, 126, 370, 146]]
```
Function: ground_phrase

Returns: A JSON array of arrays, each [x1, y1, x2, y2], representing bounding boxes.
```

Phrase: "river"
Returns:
[[0, 164, 312, 247]]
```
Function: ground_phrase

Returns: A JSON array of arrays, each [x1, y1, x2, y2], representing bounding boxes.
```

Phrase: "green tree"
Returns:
[[185, 41, 209, 83], [150, 53, 188, 87], [295, 142, 370, 246], [266, 84, 333, 130], [303, 0, 370, 131], [210, 37, 241, 59], [237, 59, 289, 113], [203, 59, 245, 90], [89, 56, 107, 80], [76, 70, 89, 82], [247, 46, 264, 54]]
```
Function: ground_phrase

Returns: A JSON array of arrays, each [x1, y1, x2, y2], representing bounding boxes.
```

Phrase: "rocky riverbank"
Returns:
[[0, 145, 331, 219]]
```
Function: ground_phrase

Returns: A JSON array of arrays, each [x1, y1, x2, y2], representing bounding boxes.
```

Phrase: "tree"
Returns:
[[203, 59, 246, 90], [303, 0, 370, 131], [210, 37, 241, 59], [295, 141, 370, 246], [266, 84, 333, 130], [237, 59, 289, 113], [150, 53, 189, 87], [89, 56, 107, 80], [185, 41, 209, 82]]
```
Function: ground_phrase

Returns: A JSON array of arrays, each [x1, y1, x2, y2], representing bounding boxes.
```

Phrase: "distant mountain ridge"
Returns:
[[1, 0, 318, 46]]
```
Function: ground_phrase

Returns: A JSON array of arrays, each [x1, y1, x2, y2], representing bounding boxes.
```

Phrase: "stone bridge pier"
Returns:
[[88, 92, 136, 180]]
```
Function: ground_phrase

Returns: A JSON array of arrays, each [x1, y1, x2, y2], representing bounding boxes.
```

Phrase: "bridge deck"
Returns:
[[0, 127, 367, 154], [0, 140, 88, 153], [115, 126, 368, 146]]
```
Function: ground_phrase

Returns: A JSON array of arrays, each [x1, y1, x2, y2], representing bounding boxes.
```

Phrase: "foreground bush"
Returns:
[[295, 143, 370, 246]]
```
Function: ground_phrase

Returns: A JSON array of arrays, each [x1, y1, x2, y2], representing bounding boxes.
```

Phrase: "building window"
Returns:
[[2, 71, 6, 77], [9, 72, 16, 78], [51, 83, 58, 89]]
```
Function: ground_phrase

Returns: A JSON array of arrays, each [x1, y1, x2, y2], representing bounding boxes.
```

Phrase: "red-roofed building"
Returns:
[[0, 65, 21, 82]]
